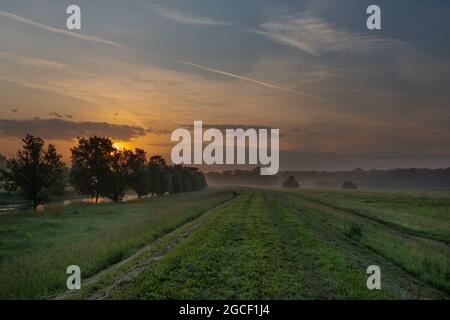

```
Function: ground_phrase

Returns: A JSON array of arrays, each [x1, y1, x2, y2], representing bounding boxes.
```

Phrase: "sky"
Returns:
[[0, 0, 449, 171]]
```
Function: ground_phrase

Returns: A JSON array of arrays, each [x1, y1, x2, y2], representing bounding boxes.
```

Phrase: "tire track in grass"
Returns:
[[275, 192, 449, 299], [111, 190, 313, 299], [262, 191, 395, 299], [55, 193, 239, 300], [299, 193, 450, 248], [261, 192, 337, 299], [111, 192, 259, 299]]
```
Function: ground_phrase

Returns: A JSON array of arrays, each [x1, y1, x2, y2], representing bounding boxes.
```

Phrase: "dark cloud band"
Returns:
[[0, 118, 147, 141]]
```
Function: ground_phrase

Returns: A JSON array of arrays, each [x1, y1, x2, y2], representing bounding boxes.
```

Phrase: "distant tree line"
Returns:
[[0, 135, 207, 209], [206, 167, 278, 186], [206, 167, 450, 190], [282, 168, 450, 189]]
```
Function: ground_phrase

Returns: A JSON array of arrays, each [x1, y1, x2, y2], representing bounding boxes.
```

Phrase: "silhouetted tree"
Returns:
[[0, 135, 65, 210], [126, 149, 150, 198], [169, 165, 207, 193], [170, 164, 184, 193], [342, 181, 358, 190], [205, 167, 278, 186], [103, 149, 129, 202], [148, 156, 171, 195], [186, 167, 207, 191], [0, 154, 6, 171], [70, 136, 115, 203], [282, 176, 300, 189], [48, 166, 69, 196]]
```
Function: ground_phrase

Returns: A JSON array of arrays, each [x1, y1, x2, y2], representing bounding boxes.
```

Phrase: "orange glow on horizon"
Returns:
[[112, 142, 123, 150]]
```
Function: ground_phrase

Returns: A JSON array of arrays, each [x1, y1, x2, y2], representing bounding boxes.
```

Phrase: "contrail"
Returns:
[[0, 10, 122, 48], [174, 59, 325, 101]]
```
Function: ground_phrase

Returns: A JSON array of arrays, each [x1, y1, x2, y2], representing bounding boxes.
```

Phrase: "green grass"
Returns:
[[114, 191, 393, 299], [0, 189, 234, 299], [298, 189, 450, 243], [1, 187, 448, 299], [278, 191, 450, 295]]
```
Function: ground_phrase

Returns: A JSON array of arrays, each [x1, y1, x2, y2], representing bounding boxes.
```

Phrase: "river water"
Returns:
[[0, 194, 143, 215]]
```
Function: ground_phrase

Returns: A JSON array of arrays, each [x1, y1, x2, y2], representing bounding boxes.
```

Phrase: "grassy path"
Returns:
[[2, 188, 448, 299], [79, 189, 447, 299]]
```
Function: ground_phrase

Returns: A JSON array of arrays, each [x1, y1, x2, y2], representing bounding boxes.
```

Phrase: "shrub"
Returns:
[[345, 223, 363, 241], [282, 176, 300, 189], [342, 181, 358, 190]]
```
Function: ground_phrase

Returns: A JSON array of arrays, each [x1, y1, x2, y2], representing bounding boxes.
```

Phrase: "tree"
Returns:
[[70, 136, 115, 203], [48, 166, 69, 196], [147, 156, 171, 195], [282, 175, 300, 189], [342, 181, 358, 190], [170, 165, 207, 193], [185, 167, 207, 191], [0, 154, 6, 171], [0, 135, 64, 210], [126, 149, 150, 198], [103, 149, 130, 202], [170, 164, 184, 193]]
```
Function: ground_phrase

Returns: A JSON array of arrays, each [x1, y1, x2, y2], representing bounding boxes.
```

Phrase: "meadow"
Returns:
[[0, 189, 234, 299], [0, 187, 448, 299]]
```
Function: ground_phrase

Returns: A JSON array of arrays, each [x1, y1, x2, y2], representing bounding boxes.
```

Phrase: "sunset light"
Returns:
[[0, 0, 449, 308]]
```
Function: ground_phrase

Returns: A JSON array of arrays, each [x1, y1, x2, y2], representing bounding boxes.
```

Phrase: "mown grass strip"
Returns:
[[114, 190, 394, 299]]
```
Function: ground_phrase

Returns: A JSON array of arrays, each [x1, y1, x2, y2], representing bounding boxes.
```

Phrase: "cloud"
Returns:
[[174, 59, 324, 101], [0, 118, 147, 141], [180, 123, 285, 138], [153, 6, 232, 26], [0, 10, 122, 48], [49, 112, 63, 118], [146, 128, 171, 135], [256, 14, 406, 56], [0, 52, 67, 69], [183, 123, 274, 131]]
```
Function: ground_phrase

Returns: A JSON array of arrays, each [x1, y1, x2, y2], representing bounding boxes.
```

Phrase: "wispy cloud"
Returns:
[[256, 14, 406, 56], [0, 10, 122, 48], [153, 6, 232, 26], [174, 59, 324, 101]]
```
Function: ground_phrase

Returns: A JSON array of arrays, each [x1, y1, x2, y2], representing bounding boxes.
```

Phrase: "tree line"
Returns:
[[207, 167, 450, 189], [0, 135, 207, 209]]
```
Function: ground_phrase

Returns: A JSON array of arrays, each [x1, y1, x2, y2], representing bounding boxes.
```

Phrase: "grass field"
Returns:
[[0, 189, 234, 299], [0, 187, 449, 299]]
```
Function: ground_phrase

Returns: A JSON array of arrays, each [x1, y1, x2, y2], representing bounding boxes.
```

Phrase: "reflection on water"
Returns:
[[1, 194, 144, 214], [0, 203, 28, 214], [63, 194, 140, 205]]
